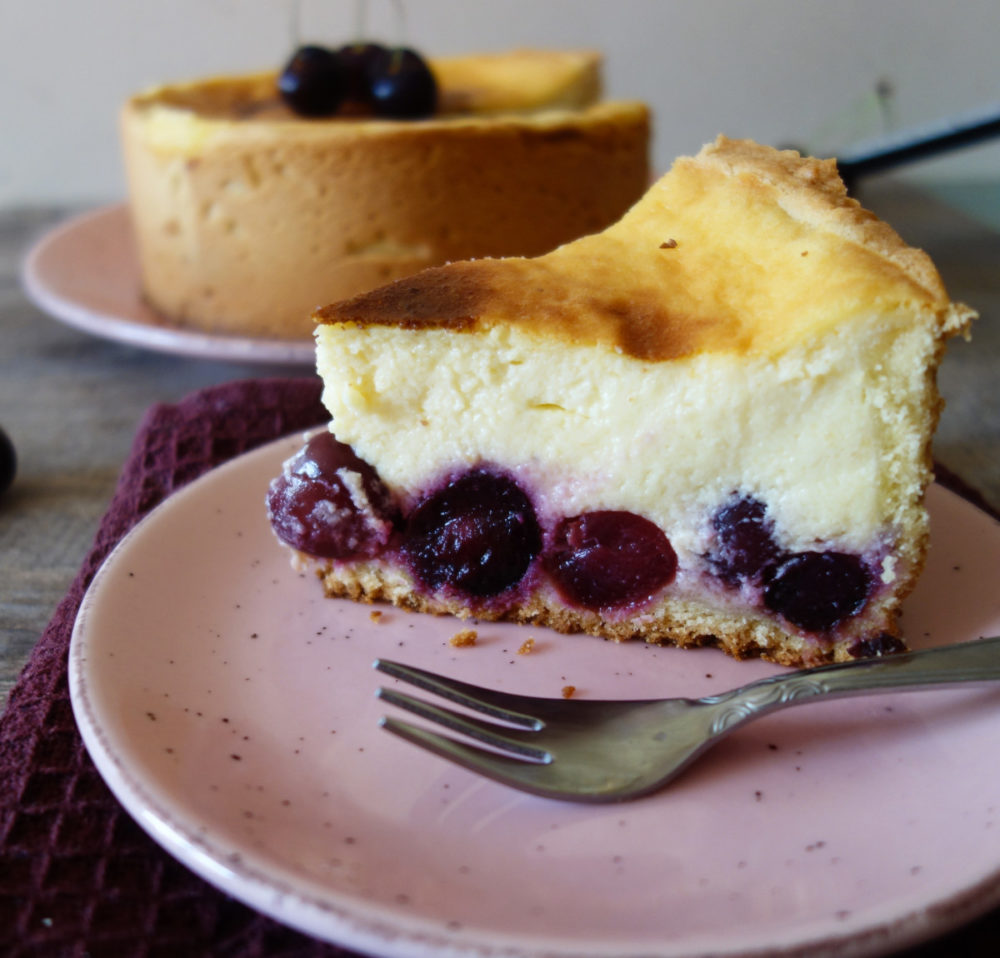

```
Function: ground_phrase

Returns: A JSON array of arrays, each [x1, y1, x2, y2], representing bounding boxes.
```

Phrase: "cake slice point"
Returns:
[[269, 136, 975, 667]]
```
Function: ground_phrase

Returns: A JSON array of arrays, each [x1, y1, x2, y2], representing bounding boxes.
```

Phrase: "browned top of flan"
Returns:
[[316, 136, 974, 361]]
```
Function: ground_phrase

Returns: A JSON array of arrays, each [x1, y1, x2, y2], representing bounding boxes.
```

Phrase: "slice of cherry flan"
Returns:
[[267, 136, 975, 666]]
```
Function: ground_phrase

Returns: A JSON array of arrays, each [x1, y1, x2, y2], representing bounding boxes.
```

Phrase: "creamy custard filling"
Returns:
[[290, 311, 939, 649], [316, 313, 937, 557], [270, 438, 898, 651]]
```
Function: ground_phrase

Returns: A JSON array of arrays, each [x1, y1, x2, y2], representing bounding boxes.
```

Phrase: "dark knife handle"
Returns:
[[837, 102, 1000, 185]]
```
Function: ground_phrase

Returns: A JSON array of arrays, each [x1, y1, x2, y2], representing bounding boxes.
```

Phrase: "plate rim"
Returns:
[[20, 204, 316, 365], [68, 435, 1000, 958]]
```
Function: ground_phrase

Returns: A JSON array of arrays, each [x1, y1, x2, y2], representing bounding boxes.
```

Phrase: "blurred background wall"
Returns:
[[2, 0, 998, 206]]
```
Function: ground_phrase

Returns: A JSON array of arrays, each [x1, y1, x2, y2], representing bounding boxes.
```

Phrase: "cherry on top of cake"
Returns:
[[126, 48, 606, 124], [315, 136, 975, 362], [278, 43, 439, 118]]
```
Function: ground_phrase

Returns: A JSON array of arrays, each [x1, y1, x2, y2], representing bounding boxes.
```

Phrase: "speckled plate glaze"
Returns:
[[21, 205, 314, 365], [69, 434, 1000, 958]]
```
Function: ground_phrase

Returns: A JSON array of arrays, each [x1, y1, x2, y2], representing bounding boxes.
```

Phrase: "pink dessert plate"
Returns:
[[69, 433, 1000, 958], [20, 205, 315, 365]]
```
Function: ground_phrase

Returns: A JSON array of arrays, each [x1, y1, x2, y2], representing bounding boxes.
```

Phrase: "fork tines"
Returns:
[[373, 658, 552, 765]]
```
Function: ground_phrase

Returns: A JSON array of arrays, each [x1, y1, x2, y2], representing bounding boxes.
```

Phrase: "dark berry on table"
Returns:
[[543, 511, 677, 611], [337, 42, 388, 104], [0, 426, 16, 498], [267, 432, 396, 559], [367, 47, 438, 118], [848, 633, 906, 658], [278, 45, 347, 117], [707, 495, 782, 585], [763, 551, 873, 633], [401, 469, 541, 598]]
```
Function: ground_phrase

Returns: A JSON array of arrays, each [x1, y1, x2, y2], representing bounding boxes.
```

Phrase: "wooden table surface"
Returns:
[[0, 184, 998, 955]]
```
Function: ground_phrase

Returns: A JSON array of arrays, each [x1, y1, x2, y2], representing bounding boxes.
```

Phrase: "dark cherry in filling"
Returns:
[[266, 432, 396, 559], [401, 469, 542, 599], [848, 633, 906, 658], [763, 551, 874, 633], [708, 494, 877, 635], [707, 495, 781, 585], [268, 439, 878, 637], [544, 511, 677, 612]]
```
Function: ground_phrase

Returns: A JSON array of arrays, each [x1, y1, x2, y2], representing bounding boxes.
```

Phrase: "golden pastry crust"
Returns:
[[312, 560, 904, 667], [121, 51, 649, 340], [694, 137, 950, 300], [317, 136, 974, 360]]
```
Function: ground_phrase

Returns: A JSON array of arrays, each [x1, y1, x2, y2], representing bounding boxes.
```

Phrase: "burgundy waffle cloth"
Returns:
[[1, 376, 998, 958], [0, 378, 356, 958]]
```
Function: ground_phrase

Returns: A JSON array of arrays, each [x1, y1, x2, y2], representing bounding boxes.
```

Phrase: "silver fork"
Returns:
[[374, 635, 1000, 803]]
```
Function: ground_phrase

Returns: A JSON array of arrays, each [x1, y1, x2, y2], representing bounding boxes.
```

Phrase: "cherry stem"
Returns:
[[353, 0, 367, 40], [288, 0, 302, 47], [389, 0, 407, 47]]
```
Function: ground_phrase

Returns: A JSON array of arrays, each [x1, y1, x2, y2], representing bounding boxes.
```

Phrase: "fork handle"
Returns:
[[705, 636, 1000, 730]]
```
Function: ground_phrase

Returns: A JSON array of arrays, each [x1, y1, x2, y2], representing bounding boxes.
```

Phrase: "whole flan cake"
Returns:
[[267, 136, 975, 667], [121, 49, 649, 340]]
